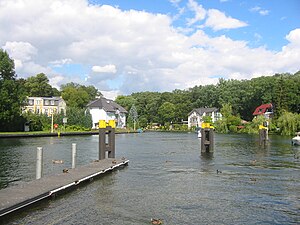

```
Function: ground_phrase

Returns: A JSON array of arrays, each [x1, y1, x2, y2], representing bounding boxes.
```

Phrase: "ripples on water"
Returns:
[[1, 132, 299, 224]]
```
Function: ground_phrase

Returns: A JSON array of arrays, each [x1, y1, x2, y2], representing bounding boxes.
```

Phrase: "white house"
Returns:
[[87, 97, 127, 129], [23, 96, 66, 116], [188, 107, 222, 128]]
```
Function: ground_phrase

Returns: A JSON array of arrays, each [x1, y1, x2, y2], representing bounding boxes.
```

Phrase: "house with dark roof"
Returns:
[[188, 107, 222, 128], [87, 97, 127, 129], [253, 103, 273, 119]]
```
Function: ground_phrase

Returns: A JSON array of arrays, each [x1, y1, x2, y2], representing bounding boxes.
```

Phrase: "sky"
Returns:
[[1, 0, 299, 99]]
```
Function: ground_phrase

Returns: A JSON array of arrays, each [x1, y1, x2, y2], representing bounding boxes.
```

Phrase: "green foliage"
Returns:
[[0, 49, 16, 80], [24, 73, 57, 97], [22, 112, 48, 131], [158, 102, 176, 124], [277, 111, 300, 135], [202, 116, 212, 123], [0, 49, 26, 131], [115, 95, 136, 111], [61, 82, 100, 108], [66, 107, 92, 129]]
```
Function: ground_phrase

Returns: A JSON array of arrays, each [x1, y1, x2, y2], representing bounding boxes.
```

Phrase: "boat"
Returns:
[[292, 132, 300, 146]]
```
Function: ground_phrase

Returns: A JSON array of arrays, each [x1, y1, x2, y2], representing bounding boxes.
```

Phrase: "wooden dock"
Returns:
[[0, 158, 129, 218]]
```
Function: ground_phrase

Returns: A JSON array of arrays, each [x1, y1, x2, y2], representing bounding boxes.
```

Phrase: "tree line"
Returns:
[[115, 73, 300, 135], [1, 48, 300, 134]]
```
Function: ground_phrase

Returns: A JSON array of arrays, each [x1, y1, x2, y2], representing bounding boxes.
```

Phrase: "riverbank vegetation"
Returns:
[[1, 49, 299, 135]]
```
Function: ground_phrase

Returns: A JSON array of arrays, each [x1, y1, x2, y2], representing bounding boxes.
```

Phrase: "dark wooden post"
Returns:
[[99, 127, 106, 160], [98, 120, 116, 160], [201, 127, 214, 153], [259, 128, 267, 145]]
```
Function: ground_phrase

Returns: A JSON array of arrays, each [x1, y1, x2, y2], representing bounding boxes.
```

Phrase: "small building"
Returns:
[[87, 97, 127, 129], [23, 96, 66, 116], [253, 103, 273, 119], [188, 107, 222, 129]]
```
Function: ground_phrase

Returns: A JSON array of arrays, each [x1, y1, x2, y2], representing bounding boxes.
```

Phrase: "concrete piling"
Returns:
[[36, 147, 43, 179], [72, 143, 77, 169]]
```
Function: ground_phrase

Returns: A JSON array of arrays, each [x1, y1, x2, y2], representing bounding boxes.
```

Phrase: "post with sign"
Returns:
[[200, 123, 215, 153], [63, 117, 68, 131], [98, 120, 116, 160]]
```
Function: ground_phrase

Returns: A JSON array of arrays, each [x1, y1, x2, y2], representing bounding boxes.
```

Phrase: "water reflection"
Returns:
[[1, 132, 300, 224]]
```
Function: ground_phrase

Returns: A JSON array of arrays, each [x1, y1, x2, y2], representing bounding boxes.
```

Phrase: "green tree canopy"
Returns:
[[24, 73, 59, 97], [158, 102, 176, 124], [61, 82, 100, 108], [0, 49, 26, 131]]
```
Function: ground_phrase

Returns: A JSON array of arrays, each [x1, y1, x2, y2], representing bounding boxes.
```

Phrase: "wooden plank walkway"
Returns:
[[0, 158, 129, 218]]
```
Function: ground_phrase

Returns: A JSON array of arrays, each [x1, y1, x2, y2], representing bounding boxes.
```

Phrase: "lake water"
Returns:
[[0, 132, 299, 224]]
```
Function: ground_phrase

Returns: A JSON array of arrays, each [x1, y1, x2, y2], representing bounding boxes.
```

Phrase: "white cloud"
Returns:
[[2, 41, 37, 67], [205, 9, 248, 31], [92, 64, 117, 73], [0, 0, 299, 97], [186, 0, 206, 26], [250, 6, 270, 16], [50, 58, 72, 67]]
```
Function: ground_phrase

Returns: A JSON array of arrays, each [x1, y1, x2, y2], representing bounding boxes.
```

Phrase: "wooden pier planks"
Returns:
[[0, 158, 129, 218]]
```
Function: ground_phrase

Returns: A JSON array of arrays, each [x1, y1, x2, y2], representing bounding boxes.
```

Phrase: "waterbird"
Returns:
[[217, 169, 222, 174], [52, 160, 64, 164], [63, 168, 69, 173], [112, 160, 117, 164], [151, 218, 163, 225]]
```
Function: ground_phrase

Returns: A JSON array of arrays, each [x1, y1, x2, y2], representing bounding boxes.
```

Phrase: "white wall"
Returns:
[[90, 108, 127, 129]]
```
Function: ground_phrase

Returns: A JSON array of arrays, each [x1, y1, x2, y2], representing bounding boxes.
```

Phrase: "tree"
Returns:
[[66, 107, 92, 129], [277, 111, 299, 136], [128, 104, 138, 130], [24, 73, 57, 97], [158, 102, 176, 124], [61, 82, 100, 108], [0, 49, 25, 131]]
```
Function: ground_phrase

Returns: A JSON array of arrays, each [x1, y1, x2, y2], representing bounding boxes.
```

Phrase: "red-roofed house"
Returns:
[[253, 103, 273, 119]]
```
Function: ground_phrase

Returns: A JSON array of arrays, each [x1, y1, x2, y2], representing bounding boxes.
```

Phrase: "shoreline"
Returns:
[[0, 130, 136, 138]]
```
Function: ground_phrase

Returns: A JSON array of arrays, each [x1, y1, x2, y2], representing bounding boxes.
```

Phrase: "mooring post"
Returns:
[[36, 147, 43, 179], [259, 124, 268, 145], [99, 120, 116, 160], [200, 123, 214, 153], [72, 143, 76, 169], [108, 126, 115, 158]]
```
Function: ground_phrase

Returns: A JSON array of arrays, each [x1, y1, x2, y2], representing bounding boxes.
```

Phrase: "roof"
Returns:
[[87, 97, 127, 113], [253, 103, 273, 116], [189, 107, 219, 116]]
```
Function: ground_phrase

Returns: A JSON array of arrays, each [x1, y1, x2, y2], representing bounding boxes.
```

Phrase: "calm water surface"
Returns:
[[0, 132, 299, 224]]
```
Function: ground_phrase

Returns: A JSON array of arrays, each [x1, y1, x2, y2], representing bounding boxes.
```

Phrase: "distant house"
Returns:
[[253, 103, 273, 119], [188, 107, 222, 128], [87, 97, 127, 129], [23, 96, 66, 116]]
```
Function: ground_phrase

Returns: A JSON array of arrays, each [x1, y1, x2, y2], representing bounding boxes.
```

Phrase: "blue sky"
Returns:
[[1, 0, 299, 99]]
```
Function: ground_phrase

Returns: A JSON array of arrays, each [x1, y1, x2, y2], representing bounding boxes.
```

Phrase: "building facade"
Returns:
[[23, 96, 66, 116], [188, 107, 222, 128], [87, 97, 127, 129]]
